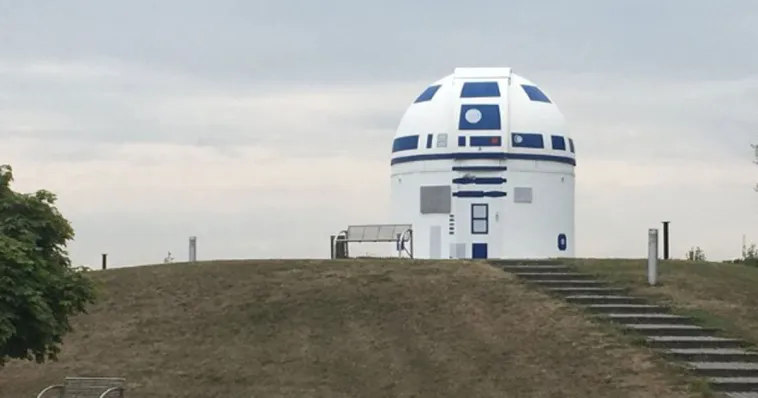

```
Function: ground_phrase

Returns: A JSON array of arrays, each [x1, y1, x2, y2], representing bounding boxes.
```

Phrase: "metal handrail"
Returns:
[[35, 385, 63, 398], [98, 386, 125, 398]]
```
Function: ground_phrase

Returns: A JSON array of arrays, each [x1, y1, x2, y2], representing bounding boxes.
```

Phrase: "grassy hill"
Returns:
[[0, 259, 707, 398], [571, 258, 758, 345]]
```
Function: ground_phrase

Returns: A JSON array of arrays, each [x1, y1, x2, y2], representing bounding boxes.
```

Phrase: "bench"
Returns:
[[36, 377, 125, 398], [331, 224, 413, 259]]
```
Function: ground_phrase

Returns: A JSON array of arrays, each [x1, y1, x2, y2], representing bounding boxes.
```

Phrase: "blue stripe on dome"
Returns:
[[390, 152, 576, 166], [414, 85, 441, 103], [460, 81, 500, 98], [521, 85, 552, 103]]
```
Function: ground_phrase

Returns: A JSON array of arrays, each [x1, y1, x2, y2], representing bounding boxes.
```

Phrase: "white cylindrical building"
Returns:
[[390, 67, 576, 260]]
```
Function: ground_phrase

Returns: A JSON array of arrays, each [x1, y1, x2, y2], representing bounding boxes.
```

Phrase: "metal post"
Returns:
[[648, 228, 659, 286], [101, 253, 108, 270], [330, 235, 335, 259], [189, 236, 197, 262], [662, 221, 670, 260]]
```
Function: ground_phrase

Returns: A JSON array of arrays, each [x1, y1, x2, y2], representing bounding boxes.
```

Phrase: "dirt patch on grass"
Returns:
[[1, 259, 704, 397]]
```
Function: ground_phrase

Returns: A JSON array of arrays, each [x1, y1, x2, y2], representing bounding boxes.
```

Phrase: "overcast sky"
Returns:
[[1, 0, 757, 267]]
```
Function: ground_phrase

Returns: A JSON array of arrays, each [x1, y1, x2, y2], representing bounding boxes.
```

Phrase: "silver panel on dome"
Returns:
[[514, 187, 533, 204], [420, 185, 452, 214]]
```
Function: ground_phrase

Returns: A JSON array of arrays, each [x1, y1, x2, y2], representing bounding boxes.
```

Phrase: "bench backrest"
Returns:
[[63, 377, 125, 398], [345, 224, 412, 242]]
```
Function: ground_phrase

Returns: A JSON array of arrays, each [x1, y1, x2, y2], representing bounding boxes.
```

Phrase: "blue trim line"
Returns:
[[392, 135, 419, 152], [452, 166, 508, 172], [453, 177, 507, 185], [453, 191, 507, 198], [391, 152, 576, 166], [461, 82, 500, 98], [414, 85, 441, 103], [470, 136, 502, 147], [521, 85, 552, 103]]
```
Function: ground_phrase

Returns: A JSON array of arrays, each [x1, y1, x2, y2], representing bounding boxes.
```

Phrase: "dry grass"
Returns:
[[0, 259, 708, 398], [570, 258, 758, 345]]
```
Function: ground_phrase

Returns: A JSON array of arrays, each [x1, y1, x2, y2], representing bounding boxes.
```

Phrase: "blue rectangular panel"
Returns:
[[551, 135, 566, 150], [453, 177, 506, 185], [414, 85, 441, 103], [458, 136, 466, 146], [569, 138, 575, 153], [472, 243, 488, 259], [453, 190, 507, 198], [460, 81, 500, 98], [470, 136, 502, 147], [458, 104, 501, 130], [426, 134, 433, 149], [521, 85, 552, 103], [392, 135, 419, 152], [511, 133, 544, 148]]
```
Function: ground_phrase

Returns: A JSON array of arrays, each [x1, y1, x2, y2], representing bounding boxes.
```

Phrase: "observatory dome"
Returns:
[[389, 67, 576, 260]]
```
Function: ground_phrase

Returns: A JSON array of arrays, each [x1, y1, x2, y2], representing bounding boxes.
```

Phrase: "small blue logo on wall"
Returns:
[[557, 233, 567, 251], [458, 104, 501, 130]]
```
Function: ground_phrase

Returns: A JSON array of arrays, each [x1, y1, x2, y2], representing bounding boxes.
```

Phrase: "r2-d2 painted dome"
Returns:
[[390, 67, 576, 260]]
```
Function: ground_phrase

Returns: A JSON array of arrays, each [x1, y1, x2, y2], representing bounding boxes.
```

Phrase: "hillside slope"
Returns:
[[1, 260, 703, 398]]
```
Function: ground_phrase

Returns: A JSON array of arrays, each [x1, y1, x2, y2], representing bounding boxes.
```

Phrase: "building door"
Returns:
[[472, 243, 488, 259]]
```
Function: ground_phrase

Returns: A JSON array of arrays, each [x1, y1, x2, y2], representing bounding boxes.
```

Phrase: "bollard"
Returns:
[[662, 221, 670, 260], [648, 228, 659, 286], [101, 253, 108, 270], [189, 236, 197, 262]]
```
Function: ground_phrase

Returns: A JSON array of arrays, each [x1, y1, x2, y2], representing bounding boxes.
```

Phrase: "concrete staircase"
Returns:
[[491, 261, 758, 398]]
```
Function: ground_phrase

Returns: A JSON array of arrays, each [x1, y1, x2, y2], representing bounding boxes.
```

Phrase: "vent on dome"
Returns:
[[521, 85, 552, 103], [414, 85, 441, 103]]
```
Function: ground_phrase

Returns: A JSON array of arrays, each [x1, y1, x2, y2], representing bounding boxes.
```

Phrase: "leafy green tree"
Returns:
[[0, 164, 96, 366]]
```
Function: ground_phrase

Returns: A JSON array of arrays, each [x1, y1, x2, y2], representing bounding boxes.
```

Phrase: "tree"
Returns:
[[0, 164, 96, 366], [685, 246, 706, 261]]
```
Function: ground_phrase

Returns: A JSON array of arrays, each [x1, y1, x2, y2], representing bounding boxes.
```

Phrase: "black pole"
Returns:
[[101, 253, 108, 270], [662, 221, 670, 260]]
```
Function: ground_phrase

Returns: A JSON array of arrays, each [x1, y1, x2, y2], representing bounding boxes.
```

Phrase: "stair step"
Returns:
[[623, 324, 718, 336], [687, 362, 758, 378], [497, 265, 571, 272], [647, 336, 745, 349], [664, 348, 758, 363], [565, 295, 647, 305], [515, 272, 594, 280], [724, 392, 758, 398], [604, 313, 693, 325], [586, 304, 665, 313], [531, 280, 606, 287], [708, 377, 758, 392], [546, 287, 625, 295]]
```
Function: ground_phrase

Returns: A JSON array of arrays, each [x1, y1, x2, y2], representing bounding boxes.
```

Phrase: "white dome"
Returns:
[[391, 67, 575, 167], [388, 67, 576, 260]]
